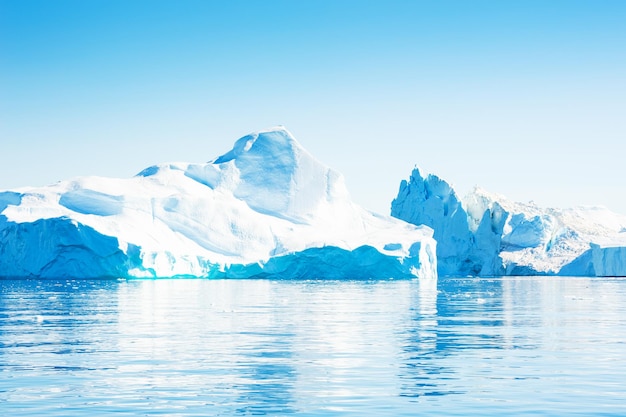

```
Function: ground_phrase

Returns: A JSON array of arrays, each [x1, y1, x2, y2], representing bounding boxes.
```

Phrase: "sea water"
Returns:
[[1, 276, 625, 416]]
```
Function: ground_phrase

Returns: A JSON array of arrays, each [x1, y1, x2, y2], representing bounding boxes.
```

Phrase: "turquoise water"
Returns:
[[1, 277, 625, 416]]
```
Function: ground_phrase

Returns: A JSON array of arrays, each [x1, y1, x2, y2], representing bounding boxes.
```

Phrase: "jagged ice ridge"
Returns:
[[391, 167, 626, 277]]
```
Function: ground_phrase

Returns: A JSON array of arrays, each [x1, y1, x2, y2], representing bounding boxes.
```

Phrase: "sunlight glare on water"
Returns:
[[1, 276, 626, 416]]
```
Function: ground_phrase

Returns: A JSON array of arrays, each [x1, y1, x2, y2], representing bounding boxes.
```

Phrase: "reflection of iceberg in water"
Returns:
[[4, 277, 626, 414], [113, 279, 420, 414], [399, 277, 531, 399], [412, 276, 439, 357], [399, 276, 622, 404], [398, 276, 452, 399], [419, 276, 438, 320], [287, 280, 415, 411], [231, 333, 298, 415], [115, 280, 298, 415]]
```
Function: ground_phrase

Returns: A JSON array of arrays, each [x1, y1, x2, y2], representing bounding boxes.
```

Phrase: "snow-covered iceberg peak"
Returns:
[[0, 127, 437, 279], [140, 126, 348, 223], [212, 126, 349, 222]]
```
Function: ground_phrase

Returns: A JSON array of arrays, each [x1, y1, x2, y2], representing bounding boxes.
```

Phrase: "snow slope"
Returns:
[[392, 167, 626, 277], [0, 127, 436, 279]]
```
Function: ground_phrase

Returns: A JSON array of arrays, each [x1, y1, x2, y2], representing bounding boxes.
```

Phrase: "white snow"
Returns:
[[0, 127, 436, 279]]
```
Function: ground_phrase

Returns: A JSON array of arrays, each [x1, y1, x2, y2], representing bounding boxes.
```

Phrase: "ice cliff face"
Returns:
[[391, 169, 503, 276], [392, 167, 626, 277], [0, 127, 436, 279]]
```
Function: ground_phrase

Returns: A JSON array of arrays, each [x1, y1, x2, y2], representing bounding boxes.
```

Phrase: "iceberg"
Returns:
[[392, 167, 626, 277], [0, 127, 437, 279]]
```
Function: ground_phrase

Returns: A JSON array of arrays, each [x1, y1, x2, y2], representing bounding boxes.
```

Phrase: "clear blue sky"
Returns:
[[2, 0, 625, 214]]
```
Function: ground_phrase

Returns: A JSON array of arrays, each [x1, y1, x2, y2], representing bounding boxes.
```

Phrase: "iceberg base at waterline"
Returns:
[[0, 127, 437, 280], [560, 243, 626, 277]]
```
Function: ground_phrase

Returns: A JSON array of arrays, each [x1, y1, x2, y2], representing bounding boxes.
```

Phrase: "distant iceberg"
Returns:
[[0, 127, 436, 279], [392, 167, 626, 277]]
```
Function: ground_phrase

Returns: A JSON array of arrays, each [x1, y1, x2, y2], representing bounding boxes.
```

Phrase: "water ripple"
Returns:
[[1, 277, 626, 416]]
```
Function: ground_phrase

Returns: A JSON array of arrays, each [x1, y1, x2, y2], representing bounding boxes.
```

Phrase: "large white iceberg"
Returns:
[[392, 167, 626, 276], [0, 127, 437, 279]]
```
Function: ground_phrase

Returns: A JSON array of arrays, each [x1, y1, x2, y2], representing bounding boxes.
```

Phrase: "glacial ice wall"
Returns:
[[392, 167, 626, 277]]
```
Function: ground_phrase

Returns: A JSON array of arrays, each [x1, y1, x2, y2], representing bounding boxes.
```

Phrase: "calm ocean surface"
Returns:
[[1, 276, 625, 416]]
